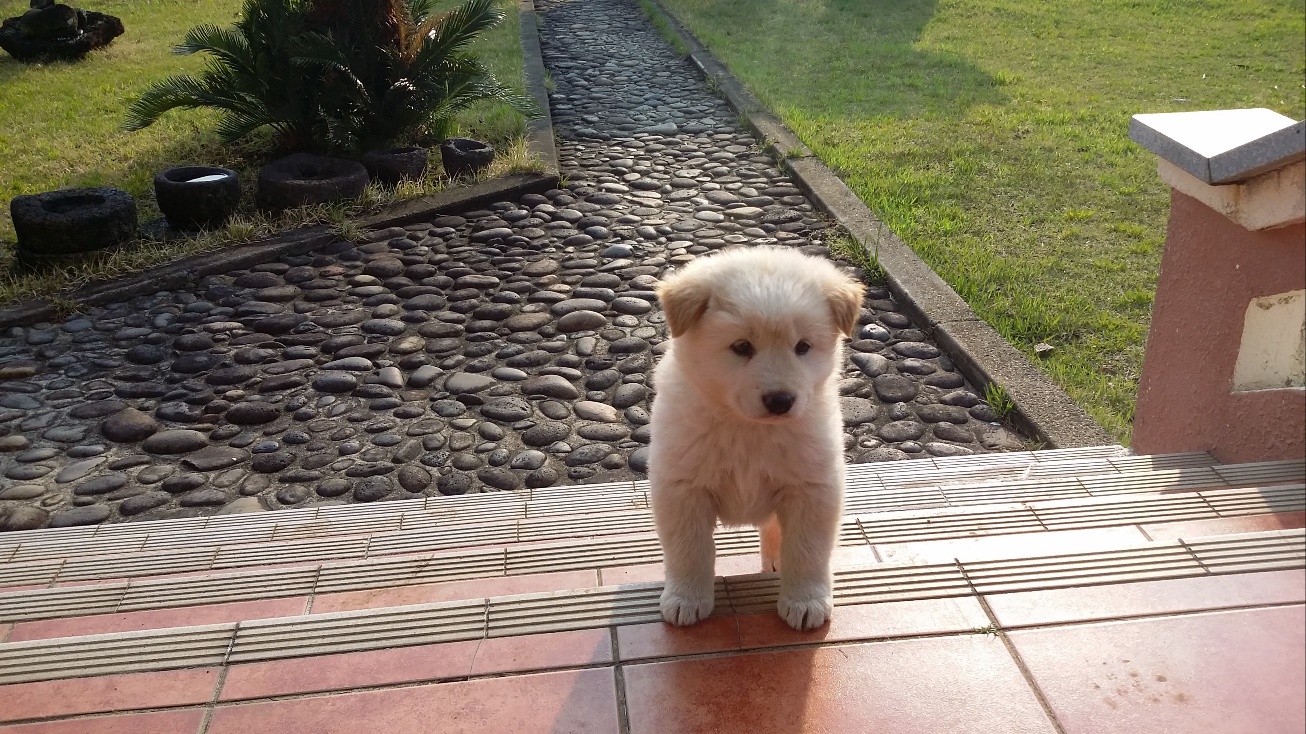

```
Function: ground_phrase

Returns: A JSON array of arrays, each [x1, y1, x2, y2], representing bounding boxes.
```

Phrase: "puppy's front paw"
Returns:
[[660, 587, 714, 626], [777, 592, 833, 631]]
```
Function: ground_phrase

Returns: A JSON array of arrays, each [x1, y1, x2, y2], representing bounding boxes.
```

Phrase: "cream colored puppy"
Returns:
[[649, 246, 864, 631]]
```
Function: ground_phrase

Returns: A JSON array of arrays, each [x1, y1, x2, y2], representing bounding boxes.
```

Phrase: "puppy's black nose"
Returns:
[[762, 391, 795, 415]]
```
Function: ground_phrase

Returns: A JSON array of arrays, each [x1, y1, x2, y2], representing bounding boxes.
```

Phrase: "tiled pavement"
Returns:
[[0, 446, 1302, 732]]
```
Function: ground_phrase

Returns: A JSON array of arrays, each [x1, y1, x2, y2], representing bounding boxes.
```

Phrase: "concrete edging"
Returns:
[[0, 0, 562, 332], [642, 0, 1114, 449]]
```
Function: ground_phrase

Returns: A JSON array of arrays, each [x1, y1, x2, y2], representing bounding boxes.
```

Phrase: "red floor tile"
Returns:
[[218, 640, 480, 701], [875, 526, 1150, 565], [5, 597, 309, 642], [736, 596, 991, 650], [1141, 511, 1306, 540], [0, 668, 220, 723], [986, 570, 1306, 627], [209, 667, 620, 734], [1010, 605, 1306, 734], [0, 623, 10, 643], [623, 634, 1056, 733], [309, 570, 599, 614], [0, 709, 205, 733], [618, 616, 741, 661], [471, 629, 611, 675]]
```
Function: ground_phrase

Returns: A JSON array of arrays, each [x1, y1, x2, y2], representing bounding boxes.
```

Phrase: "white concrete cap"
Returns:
[[1130, 108, 1304, 184]]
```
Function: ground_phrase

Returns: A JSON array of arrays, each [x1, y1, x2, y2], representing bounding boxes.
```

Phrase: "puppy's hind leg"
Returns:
[[775, 489, 840, 631], [759, 514, 782, 573], [652, 481, 717, 626]]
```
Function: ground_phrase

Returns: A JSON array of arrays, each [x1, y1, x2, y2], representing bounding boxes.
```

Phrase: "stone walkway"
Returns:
[[0, 0, 1023, 531]]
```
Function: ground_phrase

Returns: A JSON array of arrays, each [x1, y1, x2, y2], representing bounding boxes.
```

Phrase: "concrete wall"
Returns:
[[1133, 190, 1306, 463]]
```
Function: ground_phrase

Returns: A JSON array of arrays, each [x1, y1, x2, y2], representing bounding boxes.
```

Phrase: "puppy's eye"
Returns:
[[795, 340, 811, 355], [730, 340, 755, 358]]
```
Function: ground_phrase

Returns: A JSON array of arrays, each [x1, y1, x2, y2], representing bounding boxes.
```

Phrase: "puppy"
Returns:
[[649, 246, 864, 631]]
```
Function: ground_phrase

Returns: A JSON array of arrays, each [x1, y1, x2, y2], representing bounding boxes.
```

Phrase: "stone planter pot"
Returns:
[[361, 147, 428, 187], [440, 138, 495, 178], [10, 186, 136, 262], [154, 166, 240, 231], [256, 153, 369, 211]]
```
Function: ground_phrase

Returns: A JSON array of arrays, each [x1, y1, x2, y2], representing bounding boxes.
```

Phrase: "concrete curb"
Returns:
[[0, 0, 563, 333], [643, 0, 1114, 449]]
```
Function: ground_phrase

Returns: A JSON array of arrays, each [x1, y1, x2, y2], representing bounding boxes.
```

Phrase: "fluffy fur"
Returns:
[[649, 246, 864, 630]]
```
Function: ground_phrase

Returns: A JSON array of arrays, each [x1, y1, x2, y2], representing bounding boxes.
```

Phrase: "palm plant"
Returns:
[[297, 0, 536, 152], [123, 0, 323, 151], [123, 0, 535, 155]]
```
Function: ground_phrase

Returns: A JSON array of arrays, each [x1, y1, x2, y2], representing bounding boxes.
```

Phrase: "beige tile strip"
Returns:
[[0, 484, 1301, 622], [3, 453, 1288, 592], [0, 529, 1299, 686]]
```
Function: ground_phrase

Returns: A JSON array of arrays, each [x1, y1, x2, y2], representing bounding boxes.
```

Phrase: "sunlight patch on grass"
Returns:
[[659, 0, 1305, 444]]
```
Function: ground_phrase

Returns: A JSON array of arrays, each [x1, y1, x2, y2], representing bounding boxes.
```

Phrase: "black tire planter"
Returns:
[[10, 186, 137, 260], [256, 153, 369, 211], [0, 9, 124, 63], [440, 138, 495, 178], [361, 147, 428, 187], [154, 166, 240, 231]]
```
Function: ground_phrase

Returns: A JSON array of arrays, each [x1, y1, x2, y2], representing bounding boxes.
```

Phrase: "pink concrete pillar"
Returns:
[[1130, 109, 1305, 463]]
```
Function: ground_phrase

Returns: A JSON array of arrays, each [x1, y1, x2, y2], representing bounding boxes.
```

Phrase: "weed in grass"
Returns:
[[984, 383, 1016, 420], [827, 230, 887, 285]]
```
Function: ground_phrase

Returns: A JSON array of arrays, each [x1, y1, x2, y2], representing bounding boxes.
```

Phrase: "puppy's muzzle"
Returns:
[[761, 390, 796, 415]]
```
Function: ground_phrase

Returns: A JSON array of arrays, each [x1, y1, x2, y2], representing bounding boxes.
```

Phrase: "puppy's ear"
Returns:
[[825, 278, 866, 337], [657, 276, 711, 337]]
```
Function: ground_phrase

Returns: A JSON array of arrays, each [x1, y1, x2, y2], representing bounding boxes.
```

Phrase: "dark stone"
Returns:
[[124, 344, 168, 365], [141, 429, 208, 454], [181, 446, 250, 471], [436, 472, 472, 495], [916, 404, 970, 424], [48, 504, 111, 527], [119, 491, 172, 516], [477, 466, 519, 490], [72, 472, 128, 495], [397, 464, 431, 491], [69, 399, 127, 419], [522, 421, 570, 446], [226, 402, 281, 425], [1, 506, 49, 531], [275, 485, 311, 505], [878, 420, 925, 442], [161, 473, 207, 493], [873, 374, 919, 403], [353, 475, 392, 501], [180, 489, 229, 506], [316, 478, 352, 497], [250, 452, 295, 473], [524, 467, 559, 488]]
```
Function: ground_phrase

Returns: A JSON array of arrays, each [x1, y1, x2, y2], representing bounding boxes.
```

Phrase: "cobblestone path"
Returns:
[[0, 0, 1023, 530]]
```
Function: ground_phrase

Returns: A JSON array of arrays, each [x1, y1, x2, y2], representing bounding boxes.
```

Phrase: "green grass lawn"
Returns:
[[0, 0, 527, 302], [658, 0, 1305, 443]]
